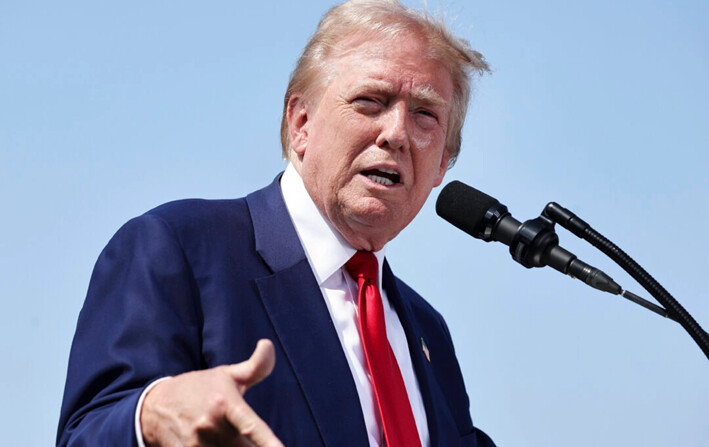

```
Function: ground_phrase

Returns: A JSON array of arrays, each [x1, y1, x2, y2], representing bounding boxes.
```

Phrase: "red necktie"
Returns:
[[345, 251, 422, 447]]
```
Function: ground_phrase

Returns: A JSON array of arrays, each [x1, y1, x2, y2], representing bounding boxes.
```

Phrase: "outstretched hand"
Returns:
[[140, 339, 284, 447]]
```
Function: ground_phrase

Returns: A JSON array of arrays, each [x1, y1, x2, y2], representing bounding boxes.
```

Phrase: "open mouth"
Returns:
[[362, 168, 401, 186]]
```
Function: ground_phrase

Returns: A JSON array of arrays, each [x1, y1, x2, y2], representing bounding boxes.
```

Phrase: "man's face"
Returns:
[[288, 32, 453, 251]]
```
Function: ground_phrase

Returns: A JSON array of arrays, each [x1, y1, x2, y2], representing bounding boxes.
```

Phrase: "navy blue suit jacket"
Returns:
[[57, 176, 495, 447]]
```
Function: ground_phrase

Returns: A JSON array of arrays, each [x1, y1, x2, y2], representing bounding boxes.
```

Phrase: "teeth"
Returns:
[[379, 168, 398, 175], [367, 174, 394, 186]]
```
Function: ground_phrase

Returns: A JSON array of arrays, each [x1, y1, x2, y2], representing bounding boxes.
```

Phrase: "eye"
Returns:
[[352, 96, 385, 114], [414, 108, 439, 129]]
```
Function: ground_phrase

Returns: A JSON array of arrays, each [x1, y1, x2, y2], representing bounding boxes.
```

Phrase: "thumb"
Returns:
[[228, 338, 276, 393]]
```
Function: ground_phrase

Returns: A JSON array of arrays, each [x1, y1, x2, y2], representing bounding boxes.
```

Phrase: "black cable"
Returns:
[[544, 202, 709, 360], [620, 289, 681, 324], [582, 227, 709, 359]]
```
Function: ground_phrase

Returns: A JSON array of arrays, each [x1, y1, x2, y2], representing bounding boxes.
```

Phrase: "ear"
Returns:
[[286, 94, 310, 158], [432, 150, 450, 187]]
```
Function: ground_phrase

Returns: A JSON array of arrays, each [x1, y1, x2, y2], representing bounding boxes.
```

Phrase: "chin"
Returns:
[[358, 211, 412, 237]]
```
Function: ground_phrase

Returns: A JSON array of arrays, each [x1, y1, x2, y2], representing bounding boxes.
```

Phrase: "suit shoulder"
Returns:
[[129, 197, 250, 235], [146, 197, 248, 223], [102, 197, 255, 259]]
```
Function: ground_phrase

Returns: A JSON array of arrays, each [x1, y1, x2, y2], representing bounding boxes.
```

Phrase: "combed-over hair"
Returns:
[[280, 0, 489, 167]]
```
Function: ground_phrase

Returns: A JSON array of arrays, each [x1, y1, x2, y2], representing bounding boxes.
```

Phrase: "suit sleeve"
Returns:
[[57, 213, 204, 447]]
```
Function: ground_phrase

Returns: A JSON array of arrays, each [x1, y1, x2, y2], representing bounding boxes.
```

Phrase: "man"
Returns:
[[57, 1, 495, 446]]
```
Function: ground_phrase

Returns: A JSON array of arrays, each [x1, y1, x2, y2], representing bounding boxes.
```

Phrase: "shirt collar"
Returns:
[[280, 163, 387, 285]]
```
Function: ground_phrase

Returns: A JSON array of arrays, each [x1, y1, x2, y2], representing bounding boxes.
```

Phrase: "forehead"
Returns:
[[326, 33, 454, 104]]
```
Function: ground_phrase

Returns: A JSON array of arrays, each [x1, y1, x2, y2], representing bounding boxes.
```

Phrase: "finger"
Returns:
[[225, 399, 285, 447], [227, 339, 276, 391]]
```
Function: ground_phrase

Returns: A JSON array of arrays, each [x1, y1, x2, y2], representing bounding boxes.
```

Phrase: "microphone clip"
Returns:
[[509, 215, 559, 269]]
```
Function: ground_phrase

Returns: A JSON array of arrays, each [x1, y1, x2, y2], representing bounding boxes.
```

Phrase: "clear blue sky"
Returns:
[[1, 0, 707, 445]]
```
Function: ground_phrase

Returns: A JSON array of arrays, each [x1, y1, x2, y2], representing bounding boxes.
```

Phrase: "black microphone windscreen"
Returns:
[[436, 181, 499, 238]]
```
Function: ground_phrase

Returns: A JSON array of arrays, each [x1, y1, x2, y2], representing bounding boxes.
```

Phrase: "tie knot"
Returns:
[[345, 250, 378, 283]]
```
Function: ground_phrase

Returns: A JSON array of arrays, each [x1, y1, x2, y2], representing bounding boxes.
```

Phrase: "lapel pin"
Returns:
[[420, 337, 430, 363]]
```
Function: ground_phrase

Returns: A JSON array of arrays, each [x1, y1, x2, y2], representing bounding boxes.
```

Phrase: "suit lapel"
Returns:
[[246, 177, 369, 447], [382, 261, 459, 447]]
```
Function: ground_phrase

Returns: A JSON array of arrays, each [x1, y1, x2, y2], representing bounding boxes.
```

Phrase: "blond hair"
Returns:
[[280, 0, 489, 167]]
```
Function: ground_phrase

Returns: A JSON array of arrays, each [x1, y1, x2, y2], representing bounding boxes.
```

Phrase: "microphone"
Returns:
[[436, 180, 621, 294]]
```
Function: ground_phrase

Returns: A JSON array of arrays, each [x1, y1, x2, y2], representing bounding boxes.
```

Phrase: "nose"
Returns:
[[375, 102, 409, 152]]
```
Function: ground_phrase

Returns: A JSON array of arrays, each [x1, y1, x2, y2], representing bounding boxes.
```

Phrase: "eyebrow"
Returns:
[[411, 84, 447, 108], [350, 80, 448, 108]]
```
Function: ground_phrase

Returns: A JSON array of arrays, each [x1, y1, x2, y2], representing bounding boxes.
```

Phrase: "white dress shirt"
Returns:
[[281, 163, 429, 447]]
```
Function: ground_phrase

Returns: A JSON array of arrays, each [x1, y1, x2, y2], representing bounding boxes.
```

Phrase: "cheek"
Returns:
[[348, 112, 383, 138], [432, 161, 447, 187], [413, 130, 446, 165], [411, 132, 433, 149], [414, 149, 448, 187]]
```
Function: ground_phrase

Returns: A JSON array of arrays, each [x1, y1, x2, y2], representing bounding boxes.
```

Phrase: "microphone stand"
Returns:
[[542, 202, 709, 360]]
